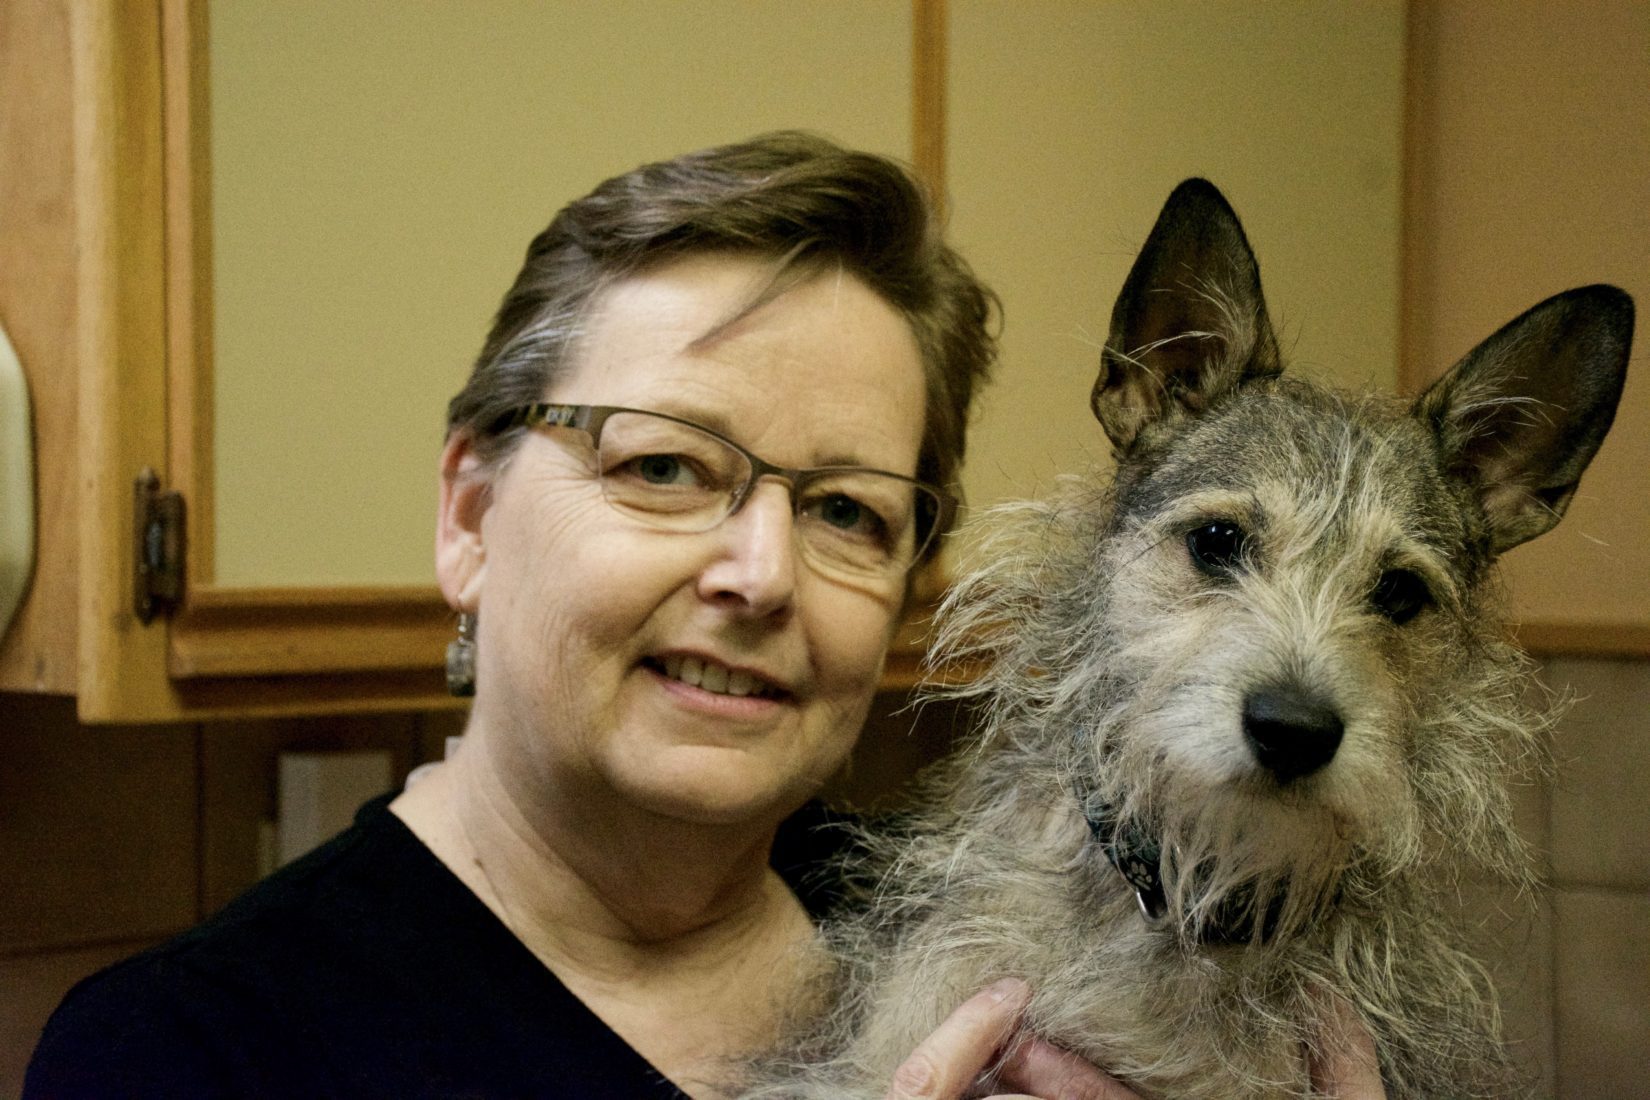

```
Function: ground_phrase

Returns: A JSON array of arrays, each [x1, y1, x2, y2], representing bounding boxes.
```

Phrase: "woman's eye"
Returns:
[[806, 493, 890, 543], [629, 453, 694, 486], [1185, 520, 1249, 576], [1371, 568, 1431, 624], [819, 494, 864, 530]]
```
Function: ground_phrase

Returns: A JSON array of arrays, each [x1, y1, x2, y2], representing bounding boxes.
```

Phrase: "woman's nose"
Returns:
[[696, 480, 797, 616]]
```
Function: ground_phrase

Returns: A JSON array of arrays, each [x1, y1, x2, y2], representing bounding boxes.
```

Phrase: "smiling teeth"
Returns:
[[662, 655, 768, 698]]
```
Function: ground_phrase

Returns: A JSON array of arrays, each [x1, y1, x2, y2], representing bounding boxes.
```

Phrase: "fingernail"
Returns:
[[986, 977, 1030, 1004]]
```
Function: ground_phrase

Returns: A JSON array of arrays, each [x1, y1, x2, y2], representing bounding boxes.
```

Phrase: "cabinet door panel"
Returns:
[[946, 0, 1405, 513], [207, 1, 913, 587], [70, 0, 918, 719], [1404, 2, 1650, 652], [48, 0, 1648, 723]]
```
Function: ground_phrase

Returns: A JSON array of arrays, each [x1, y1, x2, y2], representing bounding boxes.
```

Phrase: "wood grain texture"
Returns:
[[168, 585, 454, 678], [0, 0, 80, 693], [0, 694, 196, 952], [911, 0, 946, 207], [71, 0, 177, 719], [162, 0, 215, 586], [1518, 623, 1650, 660]]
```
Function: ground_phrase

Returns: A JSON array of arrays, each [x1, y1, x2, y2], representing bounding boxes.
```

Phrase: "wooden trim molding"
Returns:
[[160, 582, 943, 719], [72, 0, 177, 721], [169, 666, 461, 718], [162, 0, 215, 585], [168, 585, 454, 678], [911, 0, 947, 207], [167, 584, 955, 685], [1396, 0, 1434, 398], [1515, 622, 1650, 660]]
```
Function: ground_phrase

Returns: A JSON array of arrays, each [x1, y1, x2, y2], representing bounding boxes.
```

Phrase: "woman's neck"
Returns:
[[391, 728, 801, 964], [390, 739, 825, 1097]]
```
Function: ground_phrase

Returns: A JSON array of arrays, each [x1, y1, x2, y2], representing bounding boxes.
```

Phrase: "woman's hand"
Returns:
[[1307, 994, 1387, 1100], [885, 979, 1142, 1100], [883, 979, 1382, 1100]]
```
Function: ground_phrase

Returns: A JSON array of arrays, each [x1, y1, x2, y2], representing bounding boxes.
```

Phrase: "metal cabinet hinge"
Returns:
[[133, 468, 185, 624]]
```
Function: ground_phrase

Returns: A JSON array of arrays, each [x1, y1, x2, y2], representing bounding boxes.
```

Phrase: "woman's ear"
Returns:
[[436, 433, 493, 610]]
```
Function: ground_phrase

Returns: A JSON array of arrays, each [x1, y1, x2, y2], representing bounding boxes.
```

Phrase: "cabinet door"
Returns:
[[71, 0, 923, 720], [945, 0, 1407, 513], [1403, 2, 1650, 655]]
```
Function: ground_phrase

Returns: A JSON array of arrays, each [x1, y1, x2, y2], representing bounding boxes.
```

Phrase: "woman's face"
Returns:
[[439, 253, 928, 827]]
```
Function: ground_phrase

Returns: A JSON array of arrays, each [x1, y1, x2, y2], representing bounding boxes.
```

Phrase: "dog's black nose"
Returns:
[[1243, 689, 1344, 782]]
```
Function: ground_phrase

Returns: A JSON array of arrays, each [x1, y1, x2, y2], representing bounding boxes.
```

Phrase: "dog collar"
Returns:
[[1082, 801, 1170, 926], [1081, 797, 1277, 944]]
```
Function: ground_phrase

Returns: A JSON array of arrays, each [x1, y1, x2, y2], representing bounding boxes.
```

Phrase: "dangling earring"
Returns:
[[445, 611, 477, 697]]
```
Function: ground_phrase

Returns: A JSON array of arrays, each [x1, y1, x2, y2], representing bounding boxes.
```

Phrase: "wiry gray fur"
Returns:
[[742, 179, 1632, 1099]]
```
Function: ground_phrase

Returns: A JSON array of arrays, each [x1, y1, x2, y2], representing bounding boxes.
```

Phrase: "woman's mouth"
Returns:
[[650, 654, 781, 699]]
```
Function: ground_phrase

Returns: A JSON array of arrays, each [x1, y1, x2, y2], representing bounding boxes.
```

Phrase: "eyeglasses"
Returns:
[[491, 403, 954, 585]]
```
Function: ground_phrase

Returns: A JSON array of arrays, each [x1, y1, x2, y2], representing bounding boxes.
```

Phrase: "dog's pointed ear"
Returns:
[[1093, 179, 1282, 452], [1414, 285, 1632, 556]]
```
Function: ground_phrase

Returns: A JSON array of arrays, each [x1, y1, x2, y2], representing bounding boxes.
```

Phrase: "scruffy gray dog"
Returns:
[[753, 180, 1633, 1099]]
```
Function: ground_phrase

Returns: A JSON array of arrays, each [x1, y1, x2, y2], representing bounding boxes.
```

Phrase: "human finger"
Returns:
[[992, 1034, 1144, 1100], [884, 978, 1031, 1100], [1307, 994, 1386, 1099]]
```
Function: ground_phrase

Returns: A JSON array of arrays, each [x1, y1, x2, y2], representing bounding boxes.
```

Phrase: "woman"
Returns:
[[396, 131, 1135, 1097], [28, 134, 1379, 1099]]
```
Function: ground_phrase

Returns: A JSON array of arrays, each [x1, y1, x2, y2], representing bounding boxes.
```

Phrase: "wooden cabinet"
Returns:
[[3, 1, 1643, 724], [0, 1, 80, 701], [932, 0, 1646, 659], [0, 0, 930, 720]]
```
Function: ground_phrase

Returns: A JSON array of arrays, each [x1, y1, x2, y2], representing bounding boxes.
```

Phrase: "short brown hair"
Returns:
[[446, 131, 998, 545]]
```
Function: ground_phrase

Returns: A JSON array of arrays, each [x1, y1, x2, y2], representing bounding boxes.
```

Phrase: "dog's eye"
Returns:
[[1186, 521, 1250, 576], [1371, 568, 1430, 624]]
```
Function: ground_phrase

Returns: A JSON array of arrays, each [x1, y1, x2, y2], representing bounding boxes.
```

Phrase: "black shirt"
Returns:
[[25, 794, 853, 1099]]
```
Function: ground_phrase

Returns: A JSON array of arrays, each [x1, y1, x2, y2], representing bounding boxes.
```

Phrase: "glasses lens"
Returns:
[[590, 409, 940, 583], [595, 412, 748, 529], [794, 472, 936, 580]]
